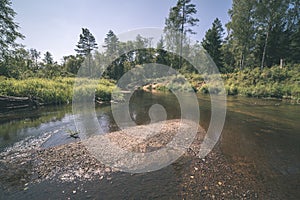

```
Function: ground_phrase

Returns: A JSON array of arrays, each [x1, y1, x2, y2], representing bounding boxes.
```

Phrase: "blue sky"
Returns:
[[12, 0, 232, 62]]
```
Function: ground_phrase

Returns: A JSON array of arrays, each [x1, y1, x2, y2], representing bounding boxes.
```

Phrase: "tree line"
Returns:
[[0, 0, 299, 80]]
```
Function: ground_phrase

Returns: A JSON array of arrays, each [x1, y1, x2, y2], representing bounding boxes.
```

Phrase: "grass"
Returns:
[[185, 64, 300, 100], [0, 77, 119, 105], [1, 64, 299, 105]]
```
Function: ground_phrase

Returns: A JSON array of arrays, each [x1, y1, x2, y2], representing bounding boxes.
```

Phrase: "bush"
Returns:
[[221, 64, 300, 99]]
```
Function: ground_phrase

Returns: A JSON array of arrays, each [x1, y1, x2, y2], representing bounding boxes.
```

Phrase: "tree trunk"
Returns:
[[179, 1, 186, 69], [240, 51, 245, 70], [261, 28, 269, 70]]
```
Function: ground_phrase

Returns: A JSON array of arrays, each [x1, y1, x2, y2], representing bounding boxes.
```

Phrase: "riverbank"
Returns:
[[143, 64, 300, 102], [0, 77, 118, 106], [1, 64, 299, 109], [0, 119, 284, 199]]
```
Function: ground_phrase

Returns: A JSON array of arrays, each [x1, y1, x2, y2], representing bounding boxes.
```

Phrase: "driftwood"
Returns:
[[0, 95, 42, 110]]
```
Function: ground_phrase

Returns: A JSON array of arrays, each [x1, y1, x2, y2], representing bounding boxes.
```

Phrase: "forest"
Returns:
[[0, 0, 300, 105]]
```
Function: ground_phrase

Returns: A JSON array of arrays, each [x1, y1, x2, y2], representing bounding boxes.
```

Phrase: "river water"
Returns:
[[0, 91, 299, 199]]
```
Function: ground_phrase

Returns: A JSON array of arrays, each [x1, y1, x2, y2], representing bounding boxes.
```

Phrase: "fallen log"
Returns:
[[0, 95, 42, 110]]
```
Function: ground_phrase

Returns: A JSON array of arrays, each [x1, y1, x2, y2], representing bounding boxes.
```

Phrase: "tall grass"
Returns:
[[186, 64, 300, 100], [0, 77, 118, 105]]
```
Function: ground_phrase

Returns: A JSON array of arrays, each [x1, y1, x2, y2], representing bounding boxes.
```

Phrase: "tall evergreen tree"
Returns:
[[164, 0, 199, 69], [75, 28, 98, 76], [103, 30, 122, 79], [201, 18, 224, 72], [75, 28, 98, 56], [103, 30, 119, 57]]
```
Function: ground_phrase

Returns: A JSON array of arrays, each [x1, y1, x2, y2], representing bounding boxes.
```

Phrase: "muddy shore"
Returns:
[[0, 120, 286, 199]]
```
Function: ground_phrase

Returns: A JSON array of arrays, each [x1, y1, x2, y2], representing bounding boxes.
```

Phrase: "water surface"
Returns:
[[0, 92, 299, 198]]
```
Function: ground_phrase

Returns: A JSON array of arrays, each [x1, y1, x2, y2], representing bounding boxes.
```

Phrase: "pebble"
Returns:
[[72, 190, 76, 194]]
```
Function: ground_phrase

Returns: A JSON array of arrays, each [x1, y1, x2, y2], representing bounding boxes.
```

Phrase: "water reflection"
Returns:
[[0, 106, 72, 150], [0, 92, 299, 196]]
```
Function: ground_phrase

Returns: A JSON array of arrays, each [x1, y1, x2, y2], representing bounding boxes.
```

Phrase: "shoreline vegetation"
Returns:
[[0, 77, 119, 107], [1, 64, 299, 109]]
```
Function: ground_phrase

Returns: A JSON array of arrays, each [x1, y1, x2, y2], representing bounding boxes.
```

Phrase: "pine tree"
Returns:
[[201, 18, 224, 72], [75, 28, 98, 76], [103, 30, 119, 56], [164, 0, 199, 69], [75, 28, 98, 56]]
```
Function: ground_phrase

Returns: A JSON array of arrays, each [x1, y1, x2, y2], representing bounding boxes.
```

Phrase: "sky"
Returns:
[[12, 0, 232, 62]]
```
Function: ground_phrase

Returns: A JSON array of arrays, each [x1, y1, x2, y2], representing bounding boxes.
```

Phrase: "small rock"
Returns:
[[190, 175, 194, 179], [72, 190, 76, 194], [218, 181, 222, 186], [194, 167, 198, 171]]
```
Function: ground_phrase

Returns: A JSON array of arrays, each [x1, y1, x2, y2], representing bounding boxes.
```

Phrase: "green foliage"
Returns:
[[163, 0, 199, 69], [225, 0, 300, 69], [75, 28, 98, 56], [63, 55, 84, 75], [0, 0, 24, 59], [0, 77, 118, 105], [180, 65, 300, 100], [223, 65, 300, 99], [201, 18, 224, 72]]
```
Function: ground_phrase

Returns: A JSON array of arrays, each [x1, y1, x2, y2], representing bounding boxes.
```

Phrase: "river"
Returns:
[[0, 91, 299, 199]]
